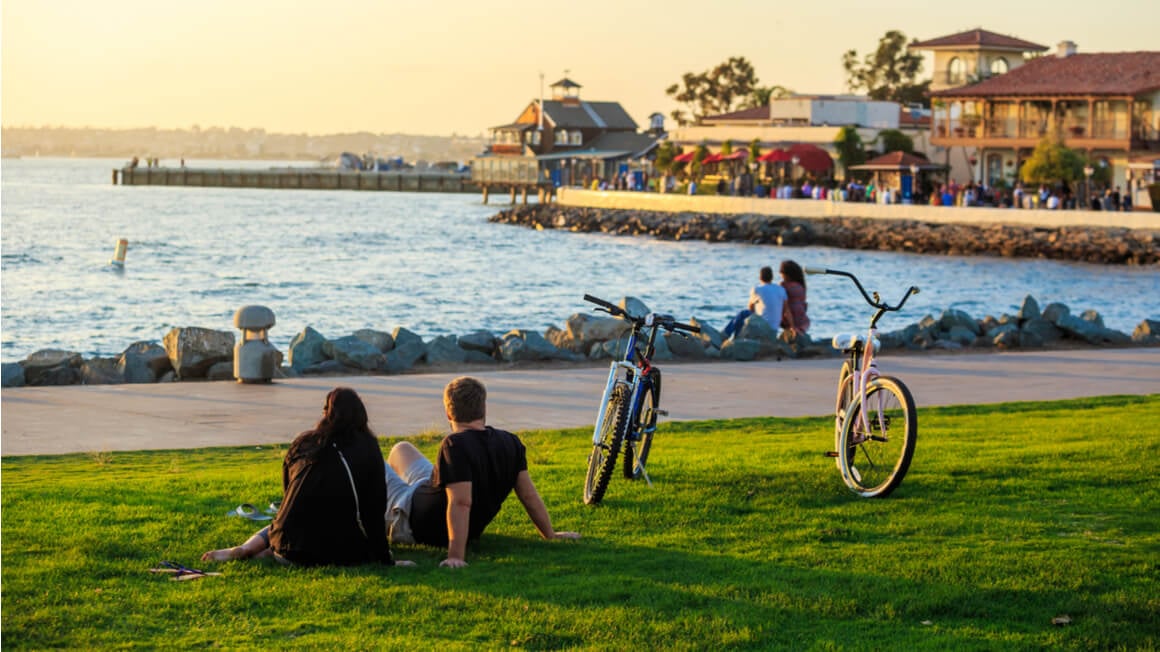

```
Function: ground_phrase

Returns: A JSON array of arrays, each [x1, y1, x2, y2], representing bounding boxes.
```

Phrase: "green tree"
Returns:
[[720, 140, 734, 156], [1020, 135, 1085, 185], [842, 30, 931, 107], [653, 141, 678, 175], [745, 85, 794, 109], [748, 138, 762, 166], [666, 56, 760, 125], [833, 126, 866, 177], [877, 129, 914, 153], [689, 142, 709, 179]]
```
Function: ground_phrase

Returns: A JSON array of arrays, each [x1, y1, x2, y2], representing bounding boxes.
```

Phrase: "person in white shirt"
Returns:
[[720, 266, 788, 339]]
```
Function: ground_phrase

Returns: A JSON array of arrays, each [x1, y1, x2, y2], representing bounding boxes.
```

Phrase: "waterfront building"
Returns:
[[928, 44, 1160, 209], [911, 28, 1049, 94], [670, 95, 930, 181], [473, 77, 661, 189]]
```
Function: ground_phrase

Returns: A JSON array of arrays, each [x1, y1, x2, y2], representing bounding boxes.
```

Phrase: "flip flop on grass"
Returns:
[[149, 561, 222, 581], [228, 503, 272, 521]]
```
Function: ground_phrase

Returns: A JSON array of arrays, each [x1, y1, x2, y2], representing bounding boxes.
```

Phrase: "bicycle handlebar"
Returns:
[[803, 267, 920, 313], [583, 295, 701, 333]]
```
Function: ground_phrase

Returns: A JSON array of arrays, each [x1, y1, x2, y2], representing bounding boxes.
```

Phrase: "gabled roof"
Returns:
[[932, 51, 1160, 97], [536, 132, 660, 161], [490, 122, 535, 132], [911, 28, 1048, 52], [551, 78, 582, 89], [850, 151, 944, 171], [703, 106, 770, 122], [541, 100, 638, 131]]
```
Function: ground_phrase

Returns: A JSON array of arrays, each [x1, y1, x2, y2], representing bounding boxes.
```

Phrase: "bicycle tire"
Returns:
[[834, 359, 854, 470], [624, 369, 661, 480], [838, 376, 916, 498], [584, 384, 630, 504]]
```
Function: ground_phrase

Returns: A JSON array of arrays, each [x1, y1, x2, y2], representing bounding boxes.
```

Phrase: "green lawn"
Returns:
[[3, 396, 1158, 650]]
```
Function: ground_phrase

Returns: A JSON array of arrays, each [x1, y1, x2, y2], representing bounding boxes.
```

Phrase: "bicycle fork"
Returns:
[[592, 360, 634, 446]]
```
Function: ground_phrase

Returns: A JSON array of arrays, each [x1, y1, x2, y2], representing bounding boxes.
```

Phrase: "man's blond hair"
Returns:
[[444, 376, 486, 423]]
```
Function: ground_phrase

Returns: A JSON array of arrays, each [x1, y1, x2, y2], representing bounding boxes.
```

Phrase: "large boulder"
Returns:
[[939, 308, 981, 336], [118, 341, 172, 383], [664, 330, 707, 358], [690, 317, 725, 351], [1, 362, 25, 388], [163, 327, 235, 380], [1054, 314, 1105, 345], [323, 335, 386, 370], [736, 314, 786, 357], [557, 313, 630, 353], [426, 335, 468, 365], [22, 349, 84, 386], [384, 340, 427, 374], [1132, 319, 1160, 344], [720, 338, 761, 361], [619, 297, 650, 320], [206, 361, 236, 381], [1016, 295, 1041, 322], [458, 330, 498, 356], [288, 326, 329, 372], [353, 328, 395, 353], [391, 327, 424, 350], [499, 330, 574, 362], [1020, 318, 1063, 344], [81, 357, 124, 385]]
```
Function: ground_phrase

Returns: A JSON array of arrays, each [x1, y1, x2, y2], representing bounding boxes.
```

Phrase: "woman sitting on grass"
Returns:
[[202, 387, 411, 567]]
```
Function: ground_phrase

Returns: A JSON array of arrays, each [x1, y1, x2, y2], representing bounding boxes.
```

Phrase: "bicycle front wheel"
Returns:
[[833, 360, 854, 470], [584, 384, 630, 504], [838, 376, 916, 498], [624, 369, 661, 480]]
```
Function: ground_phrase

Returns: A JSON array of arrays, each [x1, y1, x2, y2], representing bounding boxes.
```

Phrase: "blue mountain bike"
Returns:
[[581, 294, 700, 505]]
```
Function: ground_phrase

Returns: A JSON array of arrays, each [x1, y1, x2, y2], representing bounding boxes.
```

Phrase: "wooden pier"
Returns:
[[113, 166, 482, 194]]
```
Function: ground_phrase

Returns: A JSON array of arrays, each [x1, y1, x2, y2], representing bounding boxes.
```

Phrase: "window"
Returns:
[[570, 131, 582, 145], [555, 129, 568, 145], [530, 130, 541, 146], [947, 57, 965, 84], [989, 58, 1009, 76]]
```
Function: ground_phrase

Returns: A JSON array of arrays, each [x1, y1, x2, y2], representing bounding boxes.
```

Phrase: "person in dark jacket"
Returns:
[[202, 387, 411, 567]]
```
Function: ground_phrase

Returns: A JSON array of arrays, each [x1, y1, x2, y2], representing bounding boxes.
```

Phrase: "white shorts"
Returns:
[[385, 455, 434, 545]]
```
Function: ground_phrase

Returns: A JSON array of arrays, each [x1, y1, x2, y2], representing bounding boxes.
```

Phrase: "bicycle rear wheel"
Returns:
[[624, 369, 661, 480], [838, 376, 916, 498], [584, 384, 630, 504]]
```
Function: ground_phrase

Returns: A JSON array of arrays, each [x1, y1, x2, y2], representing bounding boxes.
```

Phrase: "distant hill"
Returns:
[[0, 126, 490, 164]]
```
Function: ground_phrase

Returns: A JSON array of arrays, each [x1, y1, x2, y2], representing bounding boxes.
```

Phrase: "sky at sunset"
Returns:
[[3, 0, 1158, 137]]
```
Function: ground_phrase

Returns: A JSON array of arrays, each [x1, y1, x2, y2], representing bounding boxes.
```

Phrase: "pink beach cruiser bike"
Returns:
[[806, 267, 920, 498]]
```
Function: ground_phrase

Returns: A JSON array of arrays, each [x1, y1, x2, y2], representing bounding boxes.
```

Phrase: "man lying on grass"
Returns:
[[385, 376, 580, 568]]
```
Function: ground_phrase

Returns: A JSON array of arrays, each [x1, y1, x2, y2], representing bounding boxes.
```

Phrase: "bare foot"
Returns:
[[201, 546, 244, 562]]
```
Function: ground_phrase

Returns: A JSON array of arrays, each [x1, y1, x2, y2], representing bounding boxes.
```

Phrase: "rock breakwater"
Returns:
[[2, 297, 1157, 388], [488, 204, 1158, 265]]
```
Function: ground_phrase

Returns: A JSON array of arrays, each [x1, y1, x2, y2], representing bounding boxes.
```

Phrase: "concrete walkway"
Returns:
[[2, 348, 1158, 457]]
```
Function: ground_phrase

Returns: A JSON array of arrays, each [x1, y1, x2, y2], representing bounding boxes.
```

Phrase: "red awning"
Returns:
[[701, 153, 722, 164], [759, 148, 792, 162], [787, 143, 834, 172], [673, 151, 697, 163], [719, 150, 748, 161]]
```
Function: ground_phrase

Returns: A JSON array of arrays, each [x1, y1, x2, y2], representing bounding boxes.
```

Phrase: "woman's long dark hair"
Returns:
[[780, 260, 806, 289], [293, 387, 374, 458]]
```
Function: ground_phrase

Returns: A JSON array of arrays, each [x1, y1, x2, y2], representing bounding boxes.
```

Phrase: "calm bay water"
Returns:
[[2, 157, 1157, 364]]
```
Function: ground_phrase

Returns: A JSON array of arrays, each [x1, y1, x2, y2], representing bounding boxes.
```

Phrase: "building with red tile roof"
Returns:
[[927, 46, 1160, 207], [911, 28, 1048, 93]]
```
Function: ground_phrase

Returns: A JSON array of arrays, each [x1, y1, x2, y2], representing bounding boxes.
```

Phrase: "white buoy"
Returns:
[[110, 238, 128, 267]]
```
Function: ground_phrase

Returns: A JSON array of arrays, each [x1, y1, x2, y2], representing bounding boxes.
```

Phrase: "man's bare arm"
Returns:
[[515, 471, 579, 540], [442, 481, 472, 567]]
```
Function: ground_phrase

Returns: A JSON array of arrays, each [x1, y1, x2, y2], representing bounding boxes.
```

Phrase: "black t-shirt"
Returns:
[[408, 427, 528, 547]]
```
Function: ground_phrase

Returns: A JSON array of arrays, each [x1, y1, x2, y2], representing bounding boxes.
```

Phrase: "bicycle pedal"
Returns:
[[824, 451, 840, 458], [655, 409, 669, 417]]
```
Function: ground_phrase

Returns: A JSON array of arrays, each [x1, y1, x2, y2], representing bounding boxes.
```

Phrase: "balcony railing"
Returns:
[[934, 117, 1135, 142]]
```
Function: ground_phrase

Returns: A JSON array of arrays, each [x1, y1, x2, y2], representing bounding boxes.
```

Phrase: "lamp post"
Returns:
[[1083, 165, 1094, 210], [909, 163, 920, 203]]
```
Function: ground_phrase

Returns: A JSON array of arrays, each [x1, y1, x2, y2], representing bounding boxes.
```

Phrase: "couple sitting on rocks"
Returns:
[[721, 260, 810, 340], [202, 377, 579, 569]]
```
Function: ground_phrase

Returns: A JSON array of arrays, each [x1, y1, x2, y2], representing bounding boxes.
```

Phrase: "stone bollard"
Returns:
[[233, 305, 279, 383]]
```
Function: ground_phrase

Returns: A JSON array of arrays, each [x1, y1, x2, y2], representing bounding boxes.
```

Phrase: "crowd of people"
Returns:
[[202, 377, 579, 569]]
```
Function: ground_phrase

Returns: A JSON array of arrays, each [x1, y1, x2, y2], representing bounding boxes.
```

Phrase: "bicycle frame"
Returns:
[[590, 321, 655, 446]]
